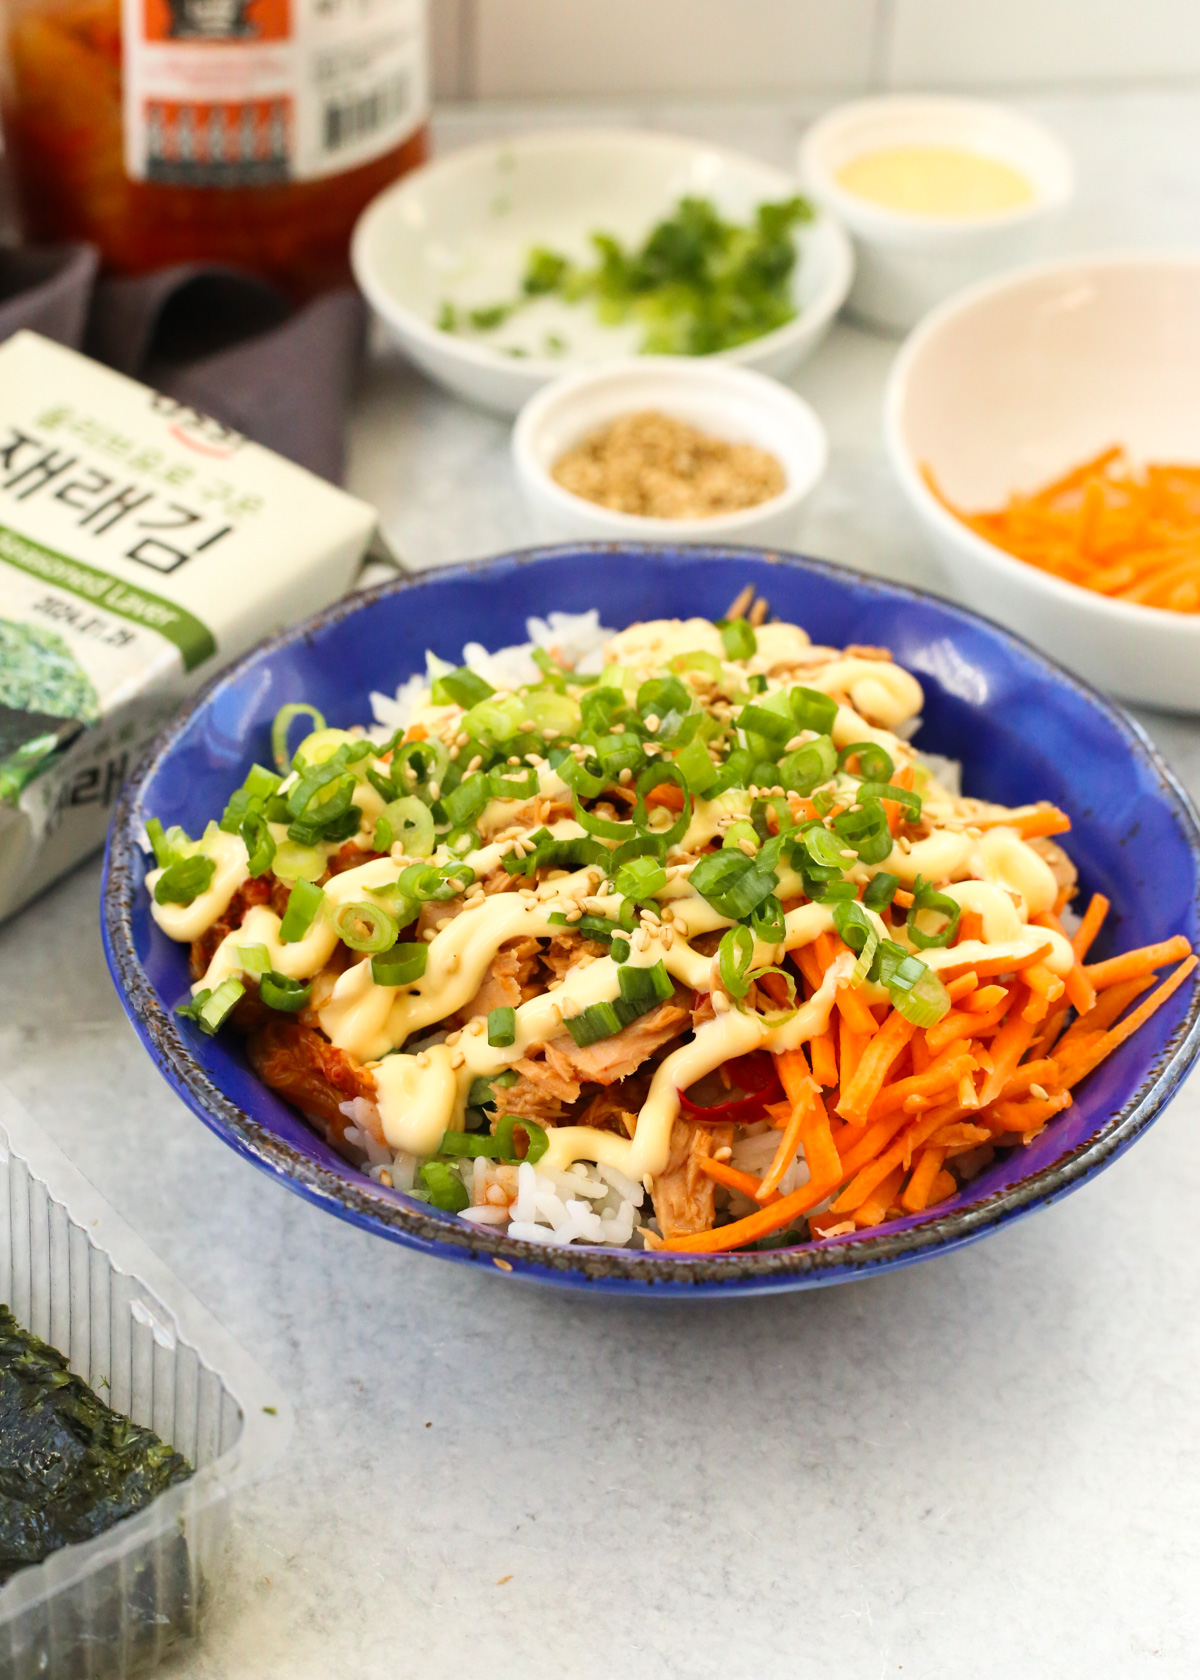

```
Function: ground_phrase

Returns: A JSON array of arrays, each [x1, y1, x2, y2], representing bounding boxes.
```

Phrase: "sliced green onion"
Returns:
[[611, 935, 631, 964], [832, 898, 875, 956], [738, 703, 792, 745], [717, 617, 757, 660], [615, 855, 666, 902], [520, 690, 579, 735], [566, 999, 624, 1047], [851, 927, 879, 989], [803, 824, 846, 869], [837, 741, 894, 781], [689, 849, 779, 919], [633, 763, 691, 848], [778, 735, 837, 796], [863, 872, 900, 912], [431, 666, 495, 708], [571, 789, 638, 843], [832, 799, 893, 865], [331, 900, 397, 954], [611, 833, 666, 870], [789, 686, 838, 735], [907, 876, 963, 950], [244, 763, 281, 800], [442, 772, 490, 827], [618, 960, 674, 1007], [637, 674, 691, 727], [419, 1161, 469, 1212], [488, 766, 539, 801], [260, 972, 311, 1012], [461, 694, 524, 744], [674, 735, 718, 796], [748, 964, 799, 1025], [488, 1006, 516, 1047], [292, 727, 356, 770], [154, 854, 215, 905], [859, 779, 923, 817], [178, 976, 244, 1035], [241, 810, 276, 878], [375, 796, 435, 858], [272, 703, 325, 772], [236, 943, 271, 975], [888, 963, 950, 1027], [272, 841, 325, 883], [390, 738, 451, 801], [370, 942, 427, 986], [751, 893, 786, 944], [531, 646, 567, 689], [557, 753, 608, 801], [595, 733, 646, 779], [494, 1114, 549, 1164], [723, 820, 759, 852], [718, 925, 755, 1000], [279, 878, 324, 944], [146, 817, 173, 867]]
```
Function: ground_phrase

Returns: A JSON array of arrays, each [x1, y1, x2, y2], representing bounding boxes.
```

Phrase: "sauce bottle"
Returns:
[[0, 0, 429, 298]]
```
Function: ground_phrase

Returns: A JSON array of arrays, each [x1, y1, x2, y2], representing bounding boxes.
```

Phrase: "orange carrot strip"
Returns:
[[1063, 962, 1097, 1016], [794, 943, 823, 993], [940, 943, 1053, 981], [853, 1166, 906, 1227], [1060, 957, 1198, 1089], [759, 1060, 813, 1202], [881, 766, 915, 836], [926, 999, 1009, 1054], [928, 1121, 992, 1151], [955, 911, 985, 946], [1072, 893, 1111, 961], [776, 1046, 816, 1110], [992, 1056, 1060, 1103], [697, 1157, 780, 1204], [832, 1103, 961, 1214], [963, 983, 1008, 1013], [837, 1010, 918, 1119], [865, 1049, 976, 1120], [946, 970, 979, 1002], [901, 1146, 946, 1212], [835, 984, 879, 1038], [810, 1031, 839, 1088], [987, 1091, 1073, 1133], [928, 1169, 959, 1204], [1025, 962, 1066, 1002], [838, 1014, 868, 1091], [1052, 973, 1157, 1060], [1028, 1003, 1073, 1060], [661, 1170, 842, 1253], [1011, 807, 1072, 841], [977, 991, 1040, 1107], [1083, 936, 1192, 990], [644, 782, 685, 812], [807, 1211, 857, 1240]]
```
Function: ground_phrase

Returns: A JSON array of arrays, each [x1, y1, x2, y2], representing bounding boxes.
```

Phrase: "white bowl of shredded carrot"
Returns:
[[885, 252, 1200, 712]]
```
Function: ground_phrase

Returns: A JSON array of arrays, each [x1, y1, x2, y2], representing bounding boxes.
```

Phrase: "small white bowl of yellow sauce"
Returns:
[[799, 96, 1074, 333]]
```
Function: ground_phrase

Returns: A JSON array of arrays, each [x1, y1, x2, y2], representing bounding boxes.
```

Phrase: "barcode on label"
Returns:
[[323, 74, 410, 153]]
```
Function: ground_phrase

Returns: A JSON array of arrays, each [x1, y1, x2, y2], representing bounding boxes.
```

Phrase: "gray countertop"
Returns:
[[3, 90, 1200, 1680]]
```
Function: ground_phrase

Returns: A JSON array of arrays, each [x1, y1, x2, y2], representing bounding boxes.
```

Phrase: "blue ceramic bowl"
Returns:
[[102, 546, 1200, 1296]]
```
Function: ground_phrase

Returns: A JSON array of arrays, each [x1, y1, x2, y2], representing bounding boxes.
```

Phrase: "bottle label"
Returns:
[[121, 0, 428, 186]]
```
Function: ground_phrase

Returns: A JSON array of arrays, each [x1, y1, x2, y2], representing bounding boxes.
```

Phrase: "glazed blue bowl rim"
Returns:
[[101, 543, 1200, 1296]]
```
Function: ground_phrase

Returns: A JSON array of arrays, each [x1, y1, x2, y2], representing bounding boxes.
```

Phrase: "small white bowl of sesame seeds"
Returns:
[[512, 356, 828, 548]]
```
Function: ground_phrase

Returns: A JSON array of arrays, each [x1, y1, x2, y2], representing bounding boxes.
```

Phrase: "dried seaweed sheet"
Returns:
[[0, 1305, 192, 1584]]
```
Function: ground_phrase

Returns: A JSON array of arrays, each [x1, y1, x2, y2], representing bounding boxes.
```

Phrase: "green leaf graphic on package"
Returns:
[[0, 619, 98, 803]]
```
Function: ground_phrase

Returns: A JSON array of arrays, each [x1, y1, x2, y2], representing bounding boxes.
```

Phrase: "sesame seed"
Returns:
[[508, 755, 521, 766], [674, 916, 689, 938], [445, 1031, 462, 1047], [428, 781, 441, 800], [660, 903, 674, 922], [519, 719, 535, 732], [416, 1052, 430, 1068], [565, 906, 583, 923], [1029, 1083, 1050, 1102], [448, 747, 459, 761], [618, 768, 633, 784], [840, 848, 858, 860], [634, 928, 651, 952], [542, 727, 560, 741], [645, 714, 660, 732], [449, 1049, 465, 1070], [712, 1146, 733, 1163], [444, 954, 460, 974], [662, 927, 674, 949], [785, 735, 805, 752], [737, 838, 757, 858], [422, 929, 438, 942], [466, 756, 483, 774]]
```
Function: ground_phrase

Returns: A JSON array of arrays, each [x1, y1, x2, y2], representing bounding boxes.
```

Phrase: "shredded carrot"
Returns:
[[926, 998, 1008, 1054], [402, 723, 428, 743], [1072, 892, 1111, 961], [661, 1169, 841, 1253], [698, 1157, 779, 1204], [991, 1056, 1060, 1103], [794, 943, 824, 993], [881, 766, 916, 835], [1052, 973, 1157, 1062], [1060, 957, 1198, 1089], [963, 983, 1008, 1014], [901, 1146, 946, 1212], [987, 1091, 1073, 1134], [810, 1031, 838, 1087], [925, 450, 1200, 616], [835, 984, 878, 1038], [644, 782, 685, 812], [759, 1051, 817, 1200], [837, 1010, 917, 1119], [1083, 935, 1191, 990], [1011, 807, 1072, 840], [832, 1103, 961, 1215], [955, 911, 985, 946], [977, 990, 1040, 1106], [928, 1121, 991, 1152], [807, 1211, 857, 1240], [1024, 962, 1066, 1002], [946, 971, 979, 1002], [838, 1014, 868, 1091], [928, 1169, 959, 1204], [853, 1165, 906, 1227], [1062, 962, 1096, 1016], [865, 1048, 977, 1120]]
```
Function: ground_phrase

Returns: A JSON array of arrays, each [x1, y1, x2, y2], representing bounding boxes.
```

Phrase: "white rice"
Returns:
[[370, 609, 612, 735]]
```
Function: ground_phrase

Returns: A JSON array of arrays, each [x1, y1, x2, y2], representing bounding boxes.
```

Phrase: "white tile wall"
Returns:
[[431, 0, 1200, 100], [885, 0, 1200, 88]]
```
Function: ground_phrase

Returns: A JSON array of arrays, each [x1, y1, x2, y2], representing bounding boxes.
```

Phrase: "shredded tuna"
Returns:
[[1029, 835, 1078, 900], [325, 841, 387, 876], [246, 1018, 376, 1148], [550, 999, 689, 1085], [651, 1118, 734, 1240], [542, 931, 607, 982], [189, 874, 278, 979], [461, 935, 541, 1020]]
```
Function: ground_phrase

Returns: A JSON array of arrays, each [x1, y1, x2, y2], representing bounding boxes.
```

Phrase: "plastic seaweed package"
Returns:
[[0, 330, 382, 921]]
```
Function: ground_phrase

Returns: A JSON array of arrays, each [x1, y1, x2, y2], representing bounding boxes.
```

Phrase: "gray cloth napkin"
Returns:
[[0, 243, 364, 484]]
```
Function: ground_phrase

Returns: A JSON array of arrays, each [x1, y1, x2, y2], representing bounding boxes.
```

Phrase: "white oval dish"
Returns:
[[352, 129, 854, 415], [512, 357, 828, 547], [885, 251, 1200, 713], [799, 96, 1073, 334]]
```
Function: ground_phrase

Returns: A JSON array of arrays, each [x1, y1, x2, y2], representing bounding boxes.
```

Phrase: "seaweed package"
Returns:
[[0, 329, 382, 923]]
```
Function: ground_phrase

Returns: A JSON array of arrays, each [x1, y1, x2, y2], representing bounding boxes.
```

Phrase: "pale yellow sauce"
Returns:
[[836, 145, 1035, 219]]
